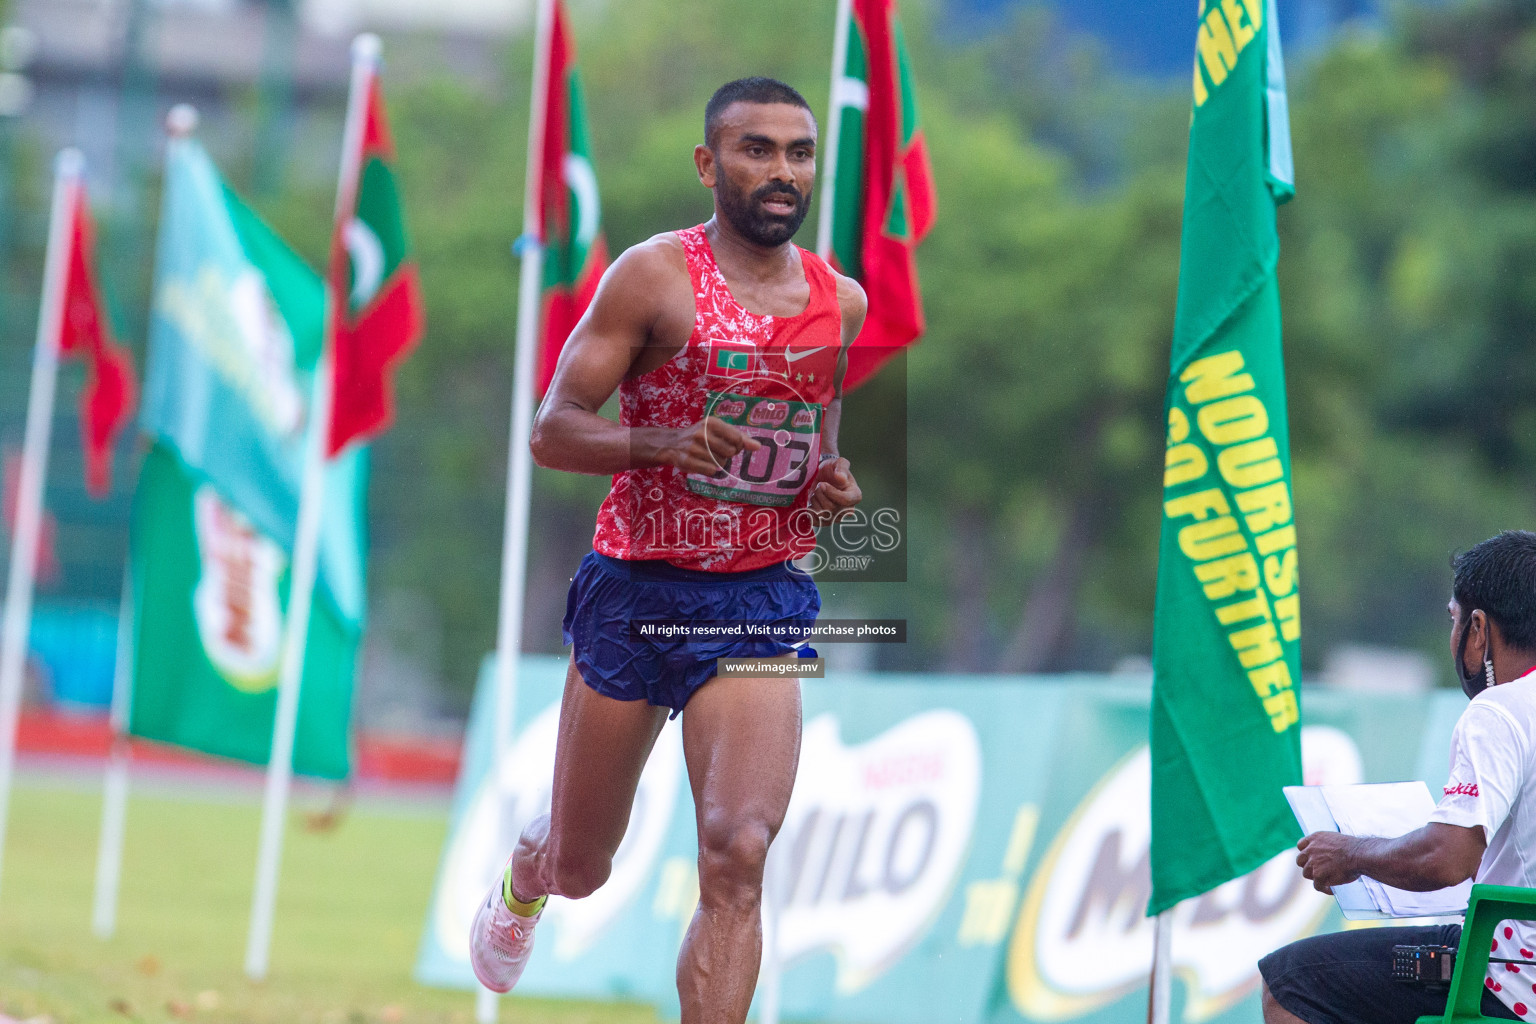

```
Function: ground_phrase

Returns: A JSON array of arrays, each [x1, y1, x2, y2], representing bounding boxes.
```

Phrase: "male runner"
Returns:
[[469, 77, 866, 1023]]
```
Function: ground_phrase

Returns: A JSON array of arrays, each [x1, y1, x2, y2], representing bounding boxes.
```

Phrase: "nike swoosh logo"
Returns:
[[783, 346, 830, 363]]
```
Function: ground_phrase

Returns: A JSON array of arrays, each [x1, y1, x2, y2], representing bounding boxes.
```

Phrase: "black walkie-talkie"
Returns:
[[1391, 945, 1457, 988]]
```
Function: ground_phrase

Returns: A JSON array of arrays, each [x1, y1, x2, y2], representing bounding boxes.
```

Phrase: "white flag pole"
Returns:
[[91, 105, 196, 941], [91, 565, 136, 938], [814, 0, 855, 261], [758, 877, 783, 1024], [244, 35, 377, 982], [757, 3, 853, 1015], [477, 2, 554, 1020], [0, 148, 81, 903], [1148, 908, 1174, 1024]]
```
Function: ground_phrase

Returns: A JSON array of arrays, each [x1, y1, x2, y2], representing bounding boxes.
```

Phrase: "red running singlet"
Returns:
[[591, 224, 843, 572]]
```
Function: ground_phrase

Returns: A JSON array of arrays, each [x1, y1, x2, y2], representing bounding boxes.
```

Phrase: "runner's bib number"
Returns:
[[685, 392, 822, 507]]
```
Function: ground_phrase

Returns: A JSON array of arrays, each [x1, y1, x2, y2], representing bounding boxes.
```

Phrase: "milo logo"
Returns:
[[792, 408, 817, 429], [715, 399, 747, 419], [763, 711, 982, 992], [1007, 726, 1362, 1021], [748, 401, 791, 427], [191, 485, 287, 692]]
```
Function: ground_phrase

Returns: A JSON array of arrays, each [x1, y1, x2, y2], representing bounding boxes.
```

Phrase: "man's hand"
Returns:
[[1296, 832, 1362, 893], [810, 457, 861, 523], [664, 416, 761, 476]]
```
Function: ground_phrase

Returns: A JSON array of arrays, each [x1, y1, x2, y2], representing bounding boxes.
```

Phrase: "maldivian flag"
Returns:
[[533, 0, 608, 397], [1149, 0, 1301, 916], [58, 185, 137, 497], [824, 0, 936, 390], [132, 137, 367, 779], [328, 61, 424, 455]]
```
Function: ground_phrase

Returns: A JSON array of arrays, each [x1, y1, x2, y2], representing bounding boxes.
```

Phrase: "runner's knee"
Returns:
[[1261, 981, 1308, 1024], [697, 815, 772, 906], [547, 846, 612, 900]]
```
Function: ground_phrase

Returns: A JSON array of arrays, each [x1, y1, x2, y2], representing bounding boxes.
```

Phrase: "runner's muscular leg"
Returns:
[[676, 669, 802, 1024], [509, 657, 669, 902], [1261, 983, 1311, 1024]]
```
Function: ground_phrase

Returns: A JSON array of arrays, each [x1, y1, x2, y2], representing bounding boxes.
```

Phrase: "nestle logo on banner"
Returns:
[[863, 752, 944, 789], [748, 401, 790, 427], [762, 711, 982, 994], [1007, 726, 1363, 1022]]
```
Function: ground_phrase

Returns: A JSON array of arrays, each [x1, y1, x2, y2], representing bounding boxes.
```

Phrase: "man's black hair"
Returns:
[[1453, 530, 1536, 650], [705, 77, 815, 150]]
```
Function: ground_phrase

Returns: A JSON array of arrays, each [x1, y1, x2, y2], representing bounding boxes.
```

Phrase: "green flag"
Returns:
[[141, 138, 325, 550], [131, 143, 368, 779], [128, 443, 366, 780], [1148, 0, 1302, 916]]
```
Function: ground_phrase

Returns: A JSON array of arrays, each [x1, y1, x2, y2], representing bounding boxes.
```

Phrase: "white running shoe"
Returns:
[[469, 868, 543, 993]]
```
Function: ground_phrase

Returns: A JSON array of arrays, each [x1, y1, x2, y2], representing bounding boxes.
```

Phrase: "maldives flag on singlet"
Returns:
[[327, 60, 425, 456], [824, 0, 937, 389], [533, 0, 609, 397]]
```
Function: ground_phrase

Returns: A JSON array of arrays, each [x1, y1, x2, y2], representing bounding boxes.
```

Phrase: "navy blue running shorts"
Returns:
[[1259, 924, 1518, 1024], [561, 550, 820, 716]]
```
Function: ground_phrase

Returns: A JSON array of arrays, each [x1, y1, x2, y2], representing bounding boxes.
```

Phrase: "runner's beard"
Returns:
[[717, 175, 810, 247]]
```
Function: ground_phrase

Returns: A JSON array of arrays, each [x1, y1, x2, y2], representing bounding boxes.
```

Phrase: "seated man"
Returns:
[[1260, 530, 1536, 1024]]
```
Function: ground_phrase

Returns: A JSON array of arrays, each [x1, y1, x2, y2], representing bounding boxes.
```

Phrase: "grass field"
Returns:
[[0, 774, 659, 1024]]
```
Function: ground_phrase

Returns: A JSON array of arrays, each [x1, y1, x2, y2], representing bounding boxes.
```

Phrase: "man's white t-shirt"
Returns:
[[1430, 666, 1536, 1020]]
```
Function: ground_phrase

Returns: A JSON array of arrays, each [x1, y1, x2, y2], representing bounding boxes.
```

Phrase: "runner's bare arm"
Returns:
[[810, 274, 866, 517], [531, 238, 759, 476]]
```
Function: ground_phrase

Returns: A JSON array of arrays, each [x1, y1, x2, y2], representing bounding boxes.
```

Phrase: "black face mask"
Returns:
[[1455, 610, 1490, 701]]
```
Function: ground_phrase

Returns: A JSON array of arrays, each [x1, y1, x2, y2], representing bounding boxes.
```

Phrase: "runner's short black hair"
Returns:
[[705, 77, 815, 150], [1453, 530, 1536, 650]]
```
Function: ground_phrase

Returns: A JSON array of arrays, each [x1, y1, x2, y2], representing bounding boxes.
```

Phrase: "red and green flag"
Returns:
[[532, 0, 607, 397], [1149, 0, 1302, 916], [328, 63, 424, 456], [59, 185, 137, 497], [822, 0, 937, 390]]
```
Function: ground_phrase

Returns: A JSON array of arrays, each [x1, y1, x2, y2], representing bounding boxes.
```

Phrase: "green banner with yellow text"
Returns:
[[1148, 0, 1302, 916]]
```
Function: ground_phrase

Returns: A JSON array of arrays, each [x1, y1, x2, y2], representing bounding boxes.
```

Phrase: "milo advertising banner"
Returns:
[[127, 136, 368, 779], [418, 659, 1467, 1023]]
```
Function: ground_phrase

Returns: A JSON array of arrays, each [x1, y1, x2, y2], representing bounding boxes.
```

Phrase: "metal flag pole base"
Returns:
[[759, 885, 783, 1024], [91, 738, 131, 938], [91, 565, 136, 939], [1148, 908, 1174, 1024]]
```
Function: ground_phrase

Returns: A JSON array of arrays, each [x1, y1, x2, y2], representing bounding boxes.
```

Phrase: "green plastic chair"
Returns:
[[1417, 884, 1536, 1024]]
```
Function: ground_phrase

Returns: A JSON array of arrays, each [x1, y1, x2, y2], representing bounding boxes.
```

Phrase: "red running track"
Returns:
[[14, 708, 463, 787]]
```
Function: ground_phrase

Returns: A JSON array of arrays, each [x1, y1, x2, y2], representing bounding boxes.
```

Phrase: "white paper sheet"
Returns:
[[1284, 785, 1385, 918], [1284, 782, 1469, 919]]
